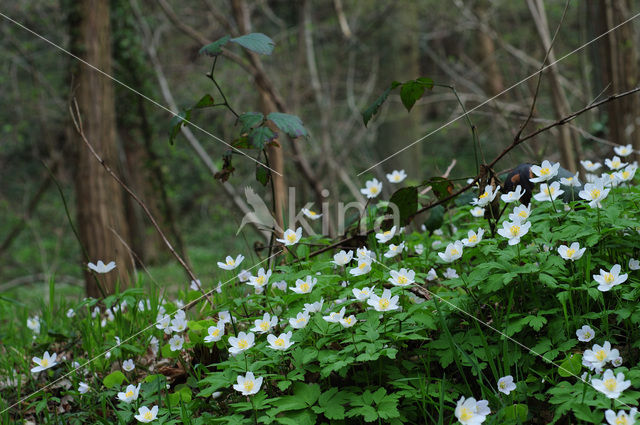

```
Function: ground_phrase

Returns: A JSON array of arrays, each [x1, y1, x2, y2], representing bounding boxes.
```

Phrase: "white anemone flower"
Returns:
[[27, 316, 40, 334], [356, 246, 376, 261], [171, 315, 188, 333], [594, 264, 627, 292], [472, 185, 500, 207], [117, 383, 141, 403], [251, 312, 278, 334], [557, 242, 586, 261], [340, 315, 358, 328], [332, 250, 353, 266], [497, 375, 516, 395], [237, 270, 251, 282], [443, 268, 459, 279], [614, 144, 634, 157], [530, 160, 560, 183], [509, 204, 531, 223], [204, 322, 225, 343], [576, 325, 595, 342], [349, 259, 372, 276], [455, 396, 491, 425], [470, 206, 485, 217], [414, 244, 424, 255], [352, 286, 375, 301], [462, 229, 484, 247], [303, 298, 324, 313], [323, 307, 346, 323], [367, 289, 400, 312], [384, 242, 405, 258], [78, 382, 90, 394], [617, 165, 637, 183], [583, 341, 619, 369], [267, 331, 294, 351], [533, 182, 563, 202], [247, 268, 273, 291], [360, 178, 383, 198], [500, 185, 525, 203], [276, 227, 302, 246], [217, 254, 244, 270], [386, 170, 407, 183], [31, 351, 58, 373], [168, 334, 184, 352], [438, 241, 463, 263], [290, 276, 317, 294], [88, 260, 116, 274], [579, 181, 610, 208], [560, 172, 581, 187], [388, 268, 415, 287], [605, 408, 637, 425], [218, 310, 232, 325], [605, 156, 627, 171], [426, 268, 438, 281], [289, 311, 310, 329], [497, 220, 531, 245], [301, 208, 322, 220], [629, 258, 640, 271], [122, 359, 135, 372], [592, 369, 631, 399], [581, 160, 602, 172], [134, 405, 159, 423], [375, 226, 397, 243], [233, 372, 262, 396], [228, 332, 255, 355], [66, 309, 76, 318]]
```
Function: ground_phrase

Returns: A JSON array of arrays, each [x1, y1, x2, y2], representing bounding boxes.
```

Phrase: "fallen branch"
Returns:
[[69, 100, 215, 309]]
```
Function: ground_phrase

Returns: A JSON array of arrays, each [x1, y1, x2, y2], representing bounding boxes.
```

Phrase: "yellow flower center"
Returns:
[[459, 407, 474, 421], [540, 167, 550, 175], [510, 225, 520, 237], [617, 416, 629, 425], [143, 411, 153, 420], [344, 317, 353, 324], [211, 329, 220, 337], [296, 317, 306, 324], [257, 276, 265, 285], [238, 339, 248, 349], [499, 382, 506, 389], [613, 160, 620, 168], [359, 262, 367, 270], [41, 359, 48, 367], [591, 189, 601, 199], [126, 390, 134, 398], [622, 171, 630, 179], [604, 378, 618, 392], [584, 332, 591, 339], [393, 175, 400, 181], [227, 259, 234, 265], [479, 192, 488, 199], [567, 177, 573, 182], [566, 248, 575, 258], [274, 338, 285, 347], [243, 381, 254, 392], [379, 299, 390, 310], [259, 322, 269, 331], [604, 273, 614, 284], [370, 186, 378, 194], [383, 231, 391, 236], [287, 233, 297, 243], [595, 350, 607, 362], [397, 276, 408, 284], [362, 289, 369, 295], [300, 283, 309, 292], [469, 235, 477, 242], [309, 210, 316, 216], [519, 211, 527, 218], [450, 248, 459, 256]]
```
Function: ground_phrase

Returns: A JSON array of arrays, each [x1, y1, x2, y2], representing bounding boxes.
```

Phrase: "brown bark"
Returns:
[[70, 0, 133, 296]]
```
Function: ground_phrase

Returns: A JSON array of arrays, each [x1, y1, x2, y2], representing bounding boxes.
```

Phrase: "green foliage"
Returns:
[[362, 77, 434, 125]]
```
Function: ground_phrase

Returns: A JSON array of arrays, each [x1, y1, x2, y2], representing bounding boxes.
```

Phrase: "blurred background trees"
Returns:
[[0, 0, 638, 296]]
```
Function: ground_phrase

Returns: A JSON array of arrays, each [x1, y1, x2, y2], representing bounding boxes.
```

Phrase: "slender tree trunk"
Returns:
[[70, 0, 133, 296]]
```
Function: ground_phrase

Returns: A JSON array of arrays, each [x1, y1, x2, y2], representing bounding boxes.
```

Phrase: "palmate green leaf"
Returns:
[[503, 404, 528, 421], [249, 126, 276, 149], [267, 112, 308, 138], [103, 370, 126, 388], [362, 81, 401, 126], [230, 33, 275, 55], [238, 112, 264, 133], [199, 35, 231, 56], [558, 353, 582, 378], [400, 77, 434, 111]]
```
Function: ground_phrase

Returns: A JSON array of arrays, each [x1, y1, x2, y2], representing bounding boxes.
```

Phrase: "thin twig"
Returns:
[[69, 99, 215, 309]]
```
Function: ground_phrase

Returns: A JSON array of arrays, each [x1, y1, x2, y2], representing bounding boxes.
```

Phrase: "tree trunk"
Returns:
[[70, 0, 133, 297]]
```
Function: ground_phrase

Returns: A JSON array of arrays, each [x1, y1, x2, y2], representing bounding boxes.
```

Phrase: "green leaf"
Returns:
[[256, 164, 270, 186], [168, 109, 191, 145], [161, 343, 180, 359], [249, 126, 276, 149], [362, 81, 401, 126], [168, 386, 192, 405], [503, 404, 528, 421], [400, 80, 426, 112], [424, 205, 445, 232], [558, 353, 582, 378], [294, 382, 321, 407], [387, 186, 418, 226], [524, 315, 547, 331], [199, 35, 231, 56], [267, 112, 308, 138], [238, 112, 264, 133], [423, 177, 454, 201], [193, 94, 215, 108], [103, 371, 126, 389], [230, 33, 275, 55], [277, 380, 292, 391]]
